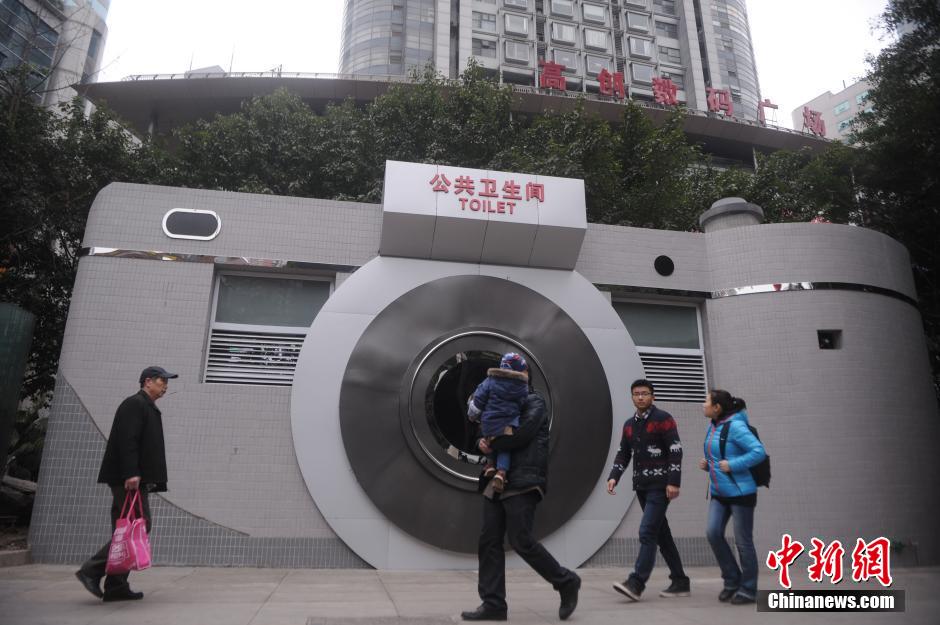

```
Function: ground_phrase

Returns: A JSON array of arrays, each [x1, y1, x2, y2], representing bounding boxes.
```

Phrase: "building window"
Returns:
[[550, 0, 574, 18], [629, 37, 653, 58], [504, 13, 529, 36], [473, 38, 498, 58], [584, 27, 609, 51], [833, 100, 851, 116], [472, 11, 497, 33], [551, 22, 577, 45], [631, 62, 654, 84], [504, 0, 528, 8], [655, 20, 679, 38], [625, 0, 648, 8], [838, 118, 853, 133], [585, 55, 610, 76], [162, 209, 221, 240], [613, 301, 707, 402], [626, 12, 651, 32], [817, 329, 842, 350], [582, 3, 607, 24], [86, 29, 103, 61], [660, 69, 684, 89], [856, 90, 869, 105], [504, 40, 531, 63], [205, 273, 332, 385], [658, 45, 681, 64], [553, 48, 578, 71], [653, 0, 677, 15]]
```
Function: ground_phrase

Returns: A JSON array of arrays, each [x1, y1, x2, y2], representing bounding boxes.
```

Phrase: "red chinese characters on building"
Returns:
[[766, 534, 805, 589], [479, 178, 499, 198], [706, 87, 733, 117], [802, 106, 827, 136], [429, 173, 451, 192], [758, 98, 778, 126], [851, 537, 893, 587], [525, 181, 544, 202], [598, 68, 627, 100], [453, 175, 475, 195], [428, 172, 546, 216], [807, 538, 845, 584], [652, 77, 679, 106], [539, 60, 567, 91]]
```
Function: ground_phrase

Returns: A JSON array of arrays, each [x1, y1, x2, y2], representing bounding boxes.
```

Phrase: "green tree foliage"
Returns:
[[1, 69, 152, 476], [853, 0, 940, 392]]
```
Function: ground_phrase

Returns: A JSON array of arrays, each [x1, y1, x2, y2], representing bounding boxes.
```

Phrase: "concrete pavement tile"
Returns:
[[93, 601, 261, 625], [252, 601, 398, 624]]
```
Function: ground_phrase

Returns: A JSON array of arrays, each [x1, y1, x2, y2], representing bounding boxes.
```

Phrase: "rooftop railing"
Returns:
[[118, 71, 817, 139]]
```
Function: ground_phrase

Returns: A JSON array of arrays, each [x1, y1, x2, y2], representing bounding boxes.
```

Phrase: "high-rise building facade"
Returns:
[[0, 0, 109, 108], [792, 80, 872, 141], [340, 0, 763, 121]]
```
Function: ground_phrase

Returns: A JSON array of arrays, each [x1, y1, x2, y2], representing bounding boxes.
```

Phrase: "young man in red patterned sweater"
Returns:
[[606, 379, 690, 601]]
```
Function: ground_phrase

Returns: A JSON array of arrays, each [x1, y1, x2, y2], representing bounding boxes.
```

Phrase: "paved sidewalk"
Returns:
[[0, 565, 936, 625]]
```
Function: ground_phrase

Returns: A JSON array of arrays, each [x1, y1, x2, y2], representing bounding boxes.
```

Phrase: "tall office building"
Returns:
[[340, 0, 763, 121], [792, 79, 872, 141], [0, 0, 109, 108]]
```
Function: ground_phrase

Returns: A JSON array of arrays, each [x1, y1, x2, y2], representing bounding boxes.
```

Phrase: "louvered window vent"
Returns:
[[638, 352, 707, 402], [205, 329, 305, 386]]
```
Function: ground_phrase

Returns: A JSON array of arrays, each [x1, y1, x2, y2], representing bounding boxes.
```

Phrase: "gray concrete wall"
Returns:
[[31, 183, 939, 568]]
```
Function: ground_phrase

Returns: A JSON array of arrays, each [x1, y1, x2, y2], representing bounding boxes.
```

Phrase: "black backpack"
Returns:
[[719, 421, 771, 488]]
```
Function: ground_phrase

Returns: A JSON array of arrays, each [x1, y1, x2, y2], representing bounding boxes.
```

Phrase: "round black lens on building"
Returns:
[[162, 208, 221, 240], [654, 255, 675, 276]]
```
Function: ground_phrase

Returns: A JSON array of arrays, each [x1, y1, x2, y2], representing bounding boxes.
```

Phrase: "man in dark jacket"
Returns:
[[606, 379, 690, 601], [75, 366, 176, 602], [462, 389, 581, 622]]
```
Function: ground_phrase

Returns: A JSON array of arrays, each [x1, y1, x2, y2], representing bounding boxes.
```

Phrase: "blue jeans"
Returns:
[[706, 497, 758, 598], [629, 488, 688, 590]]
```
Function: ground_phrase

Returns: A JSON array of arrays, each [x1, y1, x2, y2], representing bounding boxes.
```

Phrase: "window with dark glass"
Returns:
[[658, 45, 681, 64], [613, 300, 707, 402], [653, 0, 676, 15], [162, 209, 221, 240], [582, 3, 607, 24], [473, 11, 497, 33], [205, 274, 332, 385], [473, 38, 498, 58], [655, 20, 678, 38]]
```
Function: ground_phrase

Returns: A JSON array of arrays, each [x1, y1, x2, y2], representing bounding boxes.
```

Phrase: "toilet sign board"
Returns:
[[380, 160, 587, 269]]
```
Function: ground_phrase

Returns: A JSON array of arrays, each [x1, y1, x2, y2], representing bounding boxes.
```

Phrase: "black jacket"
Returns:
[[97, 390, 168, 491], [487, 391, 549, 493], [607, 404, 682, 491]]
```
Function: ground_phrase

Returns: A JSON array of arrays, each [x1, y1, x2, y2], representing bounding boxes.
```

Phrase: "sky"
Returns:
[[96, 0, 892, 129]]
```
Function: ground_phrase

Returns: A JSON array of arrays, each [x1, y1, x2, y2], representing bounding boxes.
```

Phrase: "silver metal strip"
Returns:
[[78, 247, 360, 274], [600, 281, 918, 308], [80, 248, 918, 308]]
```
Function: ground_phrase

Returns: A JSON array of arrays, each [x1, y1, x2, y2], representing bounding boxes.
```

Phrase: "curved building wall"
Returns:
[[694, 0, 761, 120], [29, 182, 940, 569], [340, 0, 437, 76]]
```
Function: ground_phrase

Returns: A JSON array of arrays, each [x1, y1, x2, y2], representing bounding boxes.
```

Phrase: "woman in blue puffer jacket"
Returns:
[[699, 389, 766, 606]]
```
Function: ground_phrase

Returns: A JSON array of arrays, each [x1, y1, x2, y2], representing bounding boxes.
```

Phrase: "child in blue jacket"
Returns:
[[468, 352, 529, 492], [700, 390, 766, 605]]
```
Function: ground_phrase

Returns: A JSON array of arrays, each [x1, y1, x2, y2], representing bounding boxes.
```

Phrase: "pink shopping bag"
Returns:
[[105, 490, 152, 575]]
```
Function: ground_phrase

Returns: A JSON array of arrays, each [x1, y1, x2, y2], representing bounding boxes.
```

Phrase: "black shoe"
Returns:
[[612, 577, 643, 601], [718, 588, 738, 602], [74, 570, 103, 599], [559, 574, 581, 620], [730, 593, 756, 605], [102, 586, 144, 602], [659, 579, 690, 597], [461, 605, 507, 621]]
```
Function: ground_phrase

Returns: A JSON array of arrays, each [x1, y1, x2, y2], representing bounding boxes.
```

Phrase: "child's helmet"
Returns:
[[499, 352, 528, 372]]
